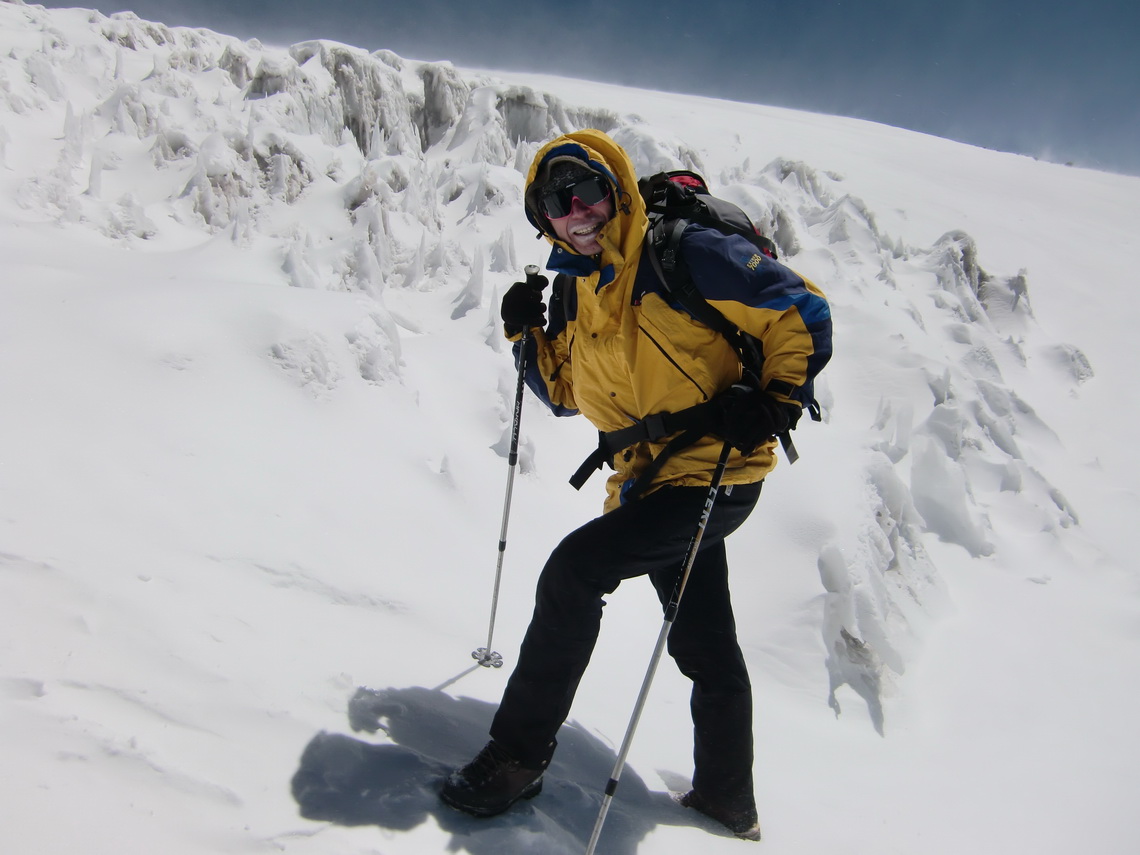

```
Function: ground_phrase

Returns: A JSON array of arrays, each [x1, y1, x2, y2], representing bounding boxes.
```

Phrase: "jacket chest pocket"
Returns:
[[635, 294, 737, 408]]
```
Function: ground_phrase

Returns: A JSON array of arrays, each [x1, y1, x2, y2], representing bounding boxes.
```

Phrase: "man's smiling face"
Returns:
[[549, 194, 614, 256]]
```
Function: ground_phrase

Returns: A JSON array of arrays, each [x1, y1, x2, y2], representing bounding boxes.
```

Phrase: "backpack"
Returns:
[[640, 170, 822, 442], [638, 170, 780, 262], [568, 170, 822, 498]]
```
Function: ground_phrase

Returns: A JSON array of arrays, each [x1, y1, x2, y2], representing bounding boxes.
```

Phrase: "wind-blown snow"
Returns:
[[2, 2, 1138, 853]]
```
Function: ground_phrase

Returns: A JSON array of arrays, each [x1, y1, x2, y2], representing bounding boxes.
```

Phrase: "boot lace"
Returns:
[[462, 741, 518, 785]]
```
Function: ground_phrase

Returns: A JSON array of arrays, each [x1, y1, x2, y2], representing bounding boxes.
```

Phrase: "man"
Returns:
[[441, 130, 831, 840]]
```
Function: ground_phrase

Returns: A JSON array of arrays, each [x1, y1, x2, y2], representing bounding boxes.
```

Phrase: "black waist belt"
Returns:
[[569, 400, 720, 500]]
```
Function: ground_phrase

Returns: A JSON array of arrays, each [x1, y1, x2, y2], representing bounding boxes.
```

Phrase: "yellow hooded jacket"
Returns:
[[516, 130, 831, 513]]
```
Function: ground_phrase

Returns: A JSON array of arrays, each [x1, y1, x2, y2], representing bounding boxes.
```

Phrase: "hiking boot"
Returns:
[[440, 741, 545, 817], [678, 789, 762, 841]]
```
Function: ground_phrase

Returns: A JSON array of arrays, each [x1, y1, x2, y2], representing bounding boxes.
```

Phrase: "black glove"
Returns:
[[501, 277, 549, 335], [716, 383, 797, 454]]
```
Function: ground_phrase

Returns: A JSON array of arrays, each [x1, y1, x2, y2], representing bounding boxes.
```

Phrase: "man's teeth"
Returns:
[[574, 224, 599, 235]]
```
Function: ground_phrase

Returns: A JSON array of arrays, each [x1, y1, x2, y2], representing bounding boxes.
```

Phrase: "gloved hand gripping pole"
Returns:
[[473, 265, 544, 668]]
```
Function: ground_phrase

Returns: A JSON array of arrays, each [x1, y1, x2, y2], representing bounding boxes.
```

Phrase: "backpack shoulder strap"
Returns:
[[644, 214, 812, 462], [645, 216, 762, 374]]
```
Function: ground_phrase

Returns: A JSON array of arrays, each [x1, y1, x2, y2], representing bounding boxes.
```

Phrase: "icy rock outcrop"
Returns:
[[419, 61, 469, 150], [928, 231, 989, 324], [218, 42, 254, 88], [270, 335, 342, 398], [446, 83, 620, 166], [289, 41, 423, 156], [743, 149, 1080, 731], [247, 54, 297, 99], [817, 456, 944, 734], [488, 227, 518, 273], [611, 122, 706, 176], [451, 246, 484, 320], [347, 312, 402, 384]]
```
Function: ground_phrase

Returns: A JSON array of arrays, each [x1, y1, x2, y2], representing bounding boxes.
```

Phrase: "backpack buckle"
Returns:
[[642, 412, 669, 440]]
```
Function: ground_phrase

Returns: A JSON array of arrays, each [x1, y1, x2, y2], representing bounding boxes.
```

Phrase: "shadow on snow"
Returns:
[[290, 683, 726, 854]]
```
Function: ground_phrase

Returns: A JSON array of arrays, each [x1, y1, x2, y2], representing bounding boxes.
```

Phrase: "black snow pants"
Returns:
[[490, 479, 762, 813]]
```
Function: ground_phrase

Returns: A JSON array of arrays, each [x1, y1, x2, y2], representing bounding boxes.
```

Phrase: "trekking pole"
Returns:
[[584, 441, 734, 855], [473, 264, 544, 669]]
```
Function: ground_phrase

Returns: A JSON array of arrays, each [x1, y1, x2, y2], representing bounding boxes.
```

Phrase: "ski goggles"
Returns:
[[540, 175, 611, 220]]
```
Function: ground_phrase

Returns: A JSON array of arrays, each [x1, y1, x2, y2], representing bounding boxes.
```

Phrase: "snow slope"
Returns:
[[1, 3, 1138, 853]]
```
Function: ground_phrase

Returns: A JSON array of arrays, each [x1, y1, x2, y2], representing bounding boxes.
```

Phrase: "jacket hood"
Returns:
[[524, 130, 648, 283]]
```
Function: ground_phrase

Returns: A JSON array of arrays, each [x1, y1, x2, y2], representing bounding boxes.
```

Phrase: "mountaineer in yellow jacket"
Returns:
[[441, 130, 832, 840]]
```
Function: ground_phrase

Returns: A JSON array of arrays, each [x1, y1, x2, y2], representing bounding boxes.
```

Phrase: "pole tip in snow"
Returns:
[[472, 648, 504, 668]]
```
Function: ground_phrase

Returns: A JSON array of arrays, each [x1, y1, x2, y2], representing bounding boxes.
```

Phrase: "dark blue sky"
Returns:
[[40, 0, 1140, 175]]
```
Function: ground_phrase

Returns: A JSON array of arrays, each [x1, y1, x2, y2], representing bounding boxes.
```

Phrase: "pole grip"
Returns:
[[524, 264, 544, 290]]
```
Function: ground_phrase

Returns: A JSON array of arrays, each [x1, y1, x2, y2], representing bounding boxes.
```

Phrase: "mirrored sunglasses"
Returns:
[[541, 175, 611, 220]]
